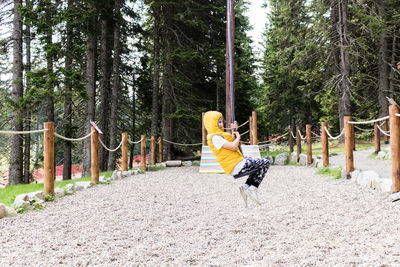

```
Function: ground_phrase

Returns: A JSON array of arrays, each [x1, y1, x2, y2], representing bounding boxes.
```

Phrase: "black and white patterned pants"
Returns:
[[235, 157, 271, 188]]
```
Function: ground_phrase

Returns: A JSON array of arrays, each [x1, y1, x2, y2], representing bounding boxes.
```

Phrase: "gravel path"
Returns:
[[329, 144, 392, 178], [1, 165, 400, 266]]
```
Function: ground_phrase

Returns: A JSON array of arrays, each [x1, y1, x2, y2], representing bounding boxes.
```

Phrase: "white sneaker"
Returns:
[[239, 184, 249, 207], [246, 185, 261, 205]]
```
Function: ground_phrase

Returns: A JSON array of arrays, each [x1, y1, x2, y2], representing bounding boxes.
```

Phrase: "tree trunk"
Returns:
[[9, 0, 24, 185], [98, 1, 113, 171], [377, 0, 389, 117], [129, 85, 136, 169], [161, 3, 173, 160], [107, 0, 122, 171], [334, 0, 351, 142], [23, 0, 32, 184], [389, 33, 396, 98], [63, 0, 73, 180], [83, 6, 97, 177], [150, 2, 160, 138], [45, 1, 54, 122]]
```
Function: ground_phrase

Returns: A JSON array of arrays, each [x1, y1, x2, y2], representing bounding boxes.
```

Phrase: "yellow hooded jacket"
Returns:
[[203, 111, 244, 174]]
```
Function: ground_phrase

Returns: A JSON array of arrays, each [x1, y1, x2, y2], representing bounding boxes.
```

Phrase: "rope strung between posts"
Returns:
[[377, 124, 391, 137], [54, 131, 95, 141], [0, 129, 48, 135], [98, 135, 125, 152], [241, 129, 250, 136], [324, 126, 344, 140], [127, 136, 144, 145], [258, 131, 289, 144], [348, 115, 389, 124], [297, 129, 306, 140], [290, 130, 296, 139], [312, 131, 321, 138], [353, 125, 374, 132], [225, 120, 250, 130], [163, 139, 202, 146]]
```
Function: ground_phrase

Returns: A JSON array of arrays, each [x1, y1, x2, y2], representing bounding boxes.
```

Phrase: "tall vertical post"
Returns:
[[252, 111, 258, 145], [289, 127, 294, 153], [352, 124, 356, 151], [374, 122, 380, 153], [202, 112, 207, 146], [249, 116, 253, 145], [121, 133, 128, 171], [306, 124, 312, 164], [321, 122, 329, 167], [151, 136, 156, 165], [384, 119, 389, 144], [140, 134, 146, 170], [43, 122, 54, 195], [158, 136, 163, 163], [225, 0, 235, 128], [390, 105, 400, 193], [91, 126, 99, 183], [296, 126, 301, 162], [344, 116, 354, 178]]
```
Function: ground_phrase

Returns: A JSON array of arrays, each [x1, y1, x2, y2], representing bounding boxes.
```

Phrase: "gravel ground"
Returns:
[[1, 165, 400, 266], [329, 144, 392, 178]]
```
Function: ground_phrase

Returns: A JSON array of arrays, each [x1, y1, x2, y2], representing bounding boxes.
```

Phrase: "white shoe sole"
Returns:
[[246, 190, 261, 206]]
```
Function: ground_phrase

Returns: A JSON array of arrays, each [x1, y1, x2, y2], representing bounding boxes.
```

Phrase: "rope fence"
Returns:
[[98, 135, 125, 152], [324, 127, 344, 140], [54, 131, 94, 142], [0, 129, 48, 135]]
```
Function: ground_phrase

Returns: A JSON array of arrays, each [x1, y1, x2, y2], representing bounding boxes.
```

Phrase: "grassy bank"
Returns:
[[0, 171, 114, 206]]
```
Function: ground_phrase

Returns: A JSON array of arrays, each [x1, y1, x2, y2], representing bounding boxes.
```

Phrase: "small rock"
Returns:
[[0, 203, 6, 219], [289, 152, 298, 163], [13, 194, 29, 209], [122, 171, 130, 177], [66, 183, 75, 194], [182, 161, 192, 167], [166, 160, 182, 167], [111, 170, 118, 180], [275, 152, 288, 165], [27, 191, 45, 201], [5, 206, 18, 217], [75, 181, 91, 191], [99, 175, 107, 183], [298, 154, 307, 166], [54, 188, 65, 198]]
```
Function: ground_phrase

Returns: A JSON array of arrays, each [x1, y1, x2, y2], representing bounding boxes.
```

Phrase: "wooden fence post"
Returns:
[[249, 116, 253, 145], [91, 126, 99, 183], [141, 134, 146, 170], [202, 112, 207, 146], [374, 122, 380, 153], [384, 119, 389, 144], [296, 126, 301, 162], [43, 122, 54, 195], [344, 116, 354, 178], [352, 124, 356, 151], [306, 124, 312, 164], [121, 133, 128, 171], [252, 111, 258, 145], [159, 136, 163, 163], [321, 122, 329, 167], [289, 127, 294, 153], [389, 105, 400, 193], [151, 136, 156, 165]]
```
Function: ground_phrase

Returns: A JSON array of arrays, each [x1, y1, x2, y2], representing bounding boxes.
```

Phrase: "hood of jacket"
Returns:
[[203, 111, 223, 135]]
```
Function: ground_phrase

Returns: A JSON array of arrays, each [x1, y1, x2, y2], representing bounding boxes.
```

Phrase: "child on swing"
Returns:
[[203, 111, 271, 207]]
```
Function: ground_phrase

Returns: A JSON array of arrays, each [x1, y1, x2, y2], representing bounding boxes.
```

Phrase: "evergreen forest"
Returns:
[[0, 0, 399, 185]]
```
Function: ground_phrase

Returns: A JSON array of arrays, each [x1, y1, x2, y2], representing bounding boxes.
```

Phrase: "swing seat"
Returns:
[[233, 168, 258, 179]]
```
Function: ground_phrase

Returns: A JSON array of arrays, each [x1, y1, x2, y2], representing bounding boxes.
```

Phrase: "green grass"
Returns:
[[317, 166, 343, 180], [0, 170, 114, 207]]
